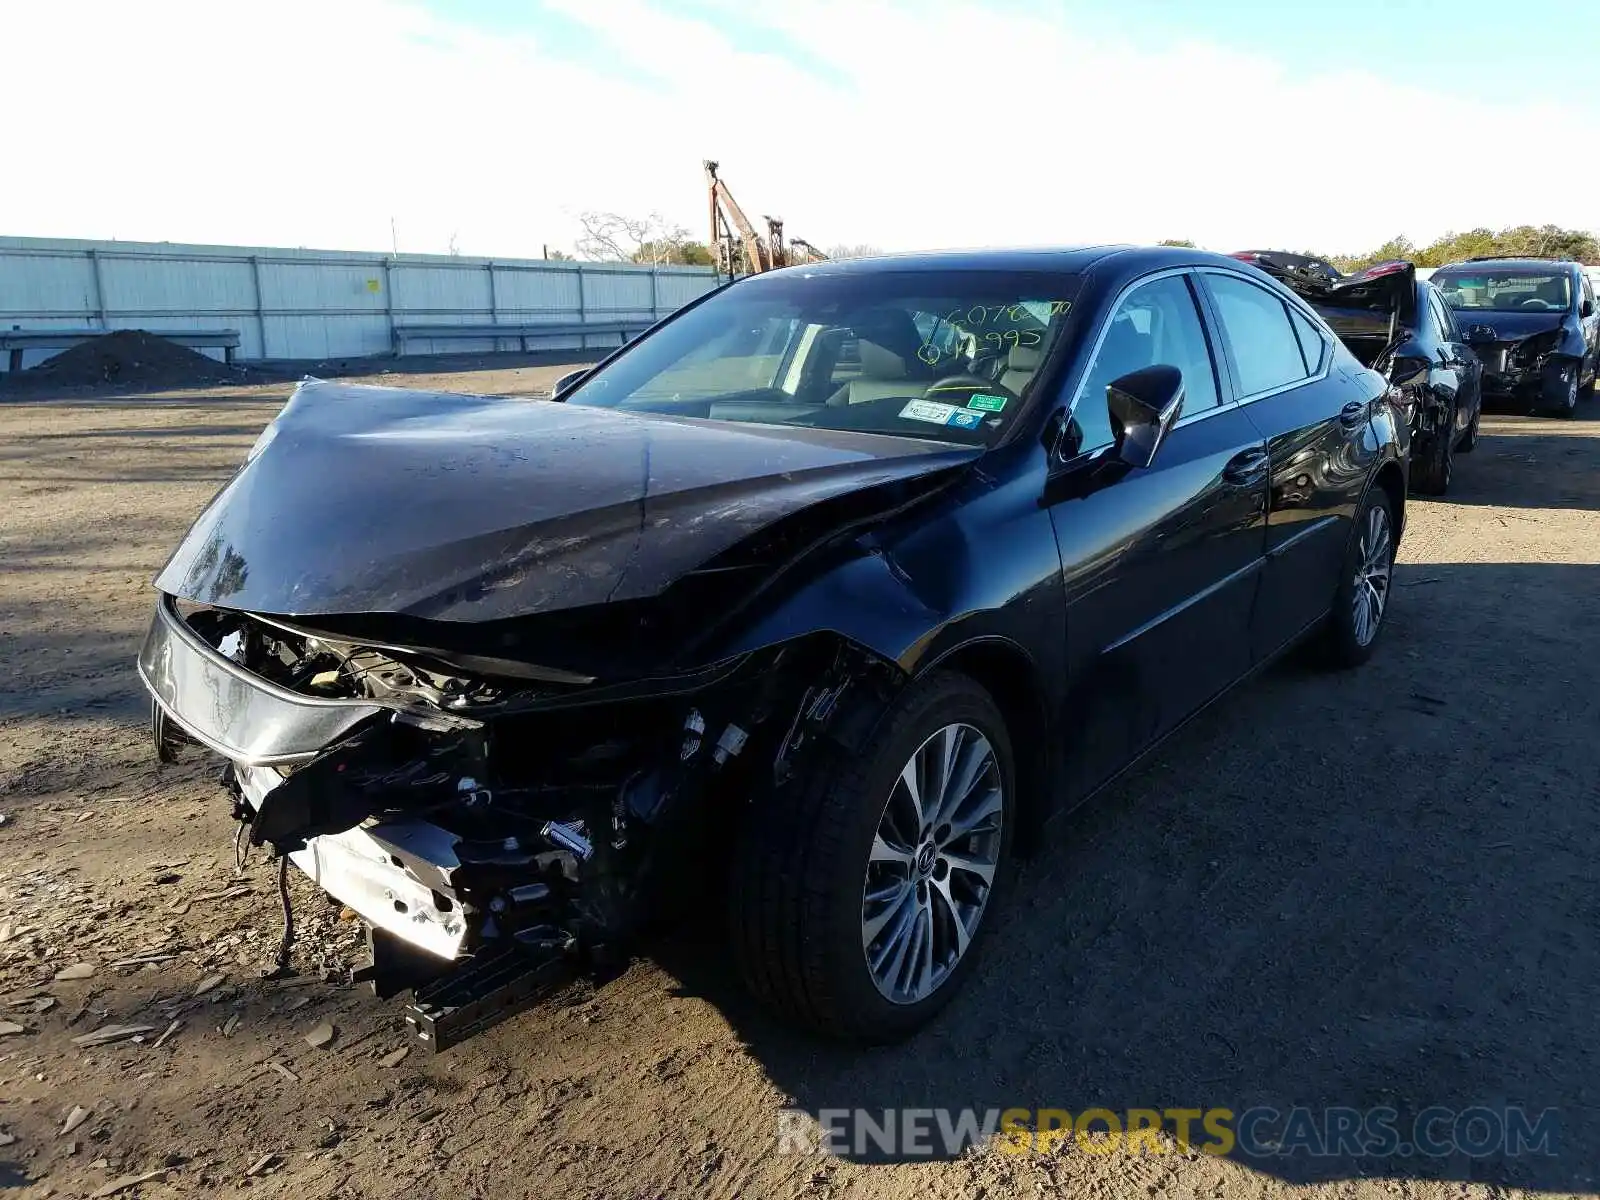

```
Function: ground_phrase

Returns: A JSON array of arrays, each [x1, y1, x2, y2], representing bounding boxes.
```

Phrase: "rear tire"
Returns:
[[729, 671, 1014, 1042], [1457, 397, 1480, 453], [1322, 487, 1396, 669], [1410, 402, 1455, 495]]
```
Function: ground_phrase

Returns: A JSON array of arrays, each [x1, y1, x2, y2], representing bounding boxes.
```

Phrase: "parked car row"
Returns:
[[1235, 250, 1599, 494], [137, 242, 1566, 1050]]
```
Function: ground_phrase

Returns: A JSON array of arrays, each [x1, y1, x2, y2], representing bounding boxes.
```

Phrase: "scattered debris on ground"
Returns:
[[3, 382, 1598, 1200]]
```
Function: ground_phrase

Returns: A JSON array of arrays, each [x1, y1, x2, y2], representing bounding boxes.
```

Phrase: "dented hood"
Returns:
[[1450, 310, 1568, 345], [155, 379, 978, 622]]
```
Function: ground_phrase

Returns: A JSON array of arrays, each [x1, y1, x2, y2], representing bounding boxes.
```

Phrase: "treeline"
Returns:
[[1328, 225, 1599, 272], [1160, 228, 1597, 269]]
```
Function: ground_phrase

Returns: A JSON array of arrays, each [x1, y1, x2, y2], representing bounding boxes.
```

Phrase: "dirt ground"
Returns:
[[2, 368, 1598, 1200]]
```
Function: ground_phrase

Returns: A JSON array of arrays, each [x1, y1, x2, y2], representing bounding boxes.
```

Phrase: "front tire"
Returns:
[[1539, 361, 1579, 418], [1323, 487, 1397, 668], [730, 671, 1014, 1042]]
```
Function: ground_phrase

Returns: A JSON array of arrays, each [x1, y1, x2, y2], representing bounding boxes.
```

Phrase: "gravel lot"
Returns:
[[1, 370, 1597, 1200]]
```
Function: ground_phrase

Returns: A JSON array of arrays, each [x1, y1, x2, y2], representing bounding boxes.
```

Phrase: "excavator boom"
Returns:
[[703, 159, 825, 280]]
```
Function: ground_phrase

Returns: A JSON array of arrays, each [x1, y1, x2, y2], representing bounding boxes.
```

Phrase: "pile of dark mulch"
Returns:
[[12, 329, 262, 390]]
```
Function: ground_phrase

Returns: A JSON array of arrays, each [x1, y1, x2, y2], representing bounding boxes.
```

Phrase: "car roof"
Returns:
[[1434, 258, 1580, 273], [766, 245, 1251, 277]]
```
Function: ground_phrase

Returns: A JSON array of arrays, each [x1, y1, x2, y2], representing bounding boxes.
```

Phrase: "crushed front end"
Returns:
[[138, 593, 871, 1049], [1470, 328, 1575, 403]]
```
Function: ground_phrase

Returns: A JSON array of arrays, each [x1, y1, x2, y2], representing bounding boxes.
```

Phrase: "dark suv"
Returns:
[[1429, 257, 1599, 417]]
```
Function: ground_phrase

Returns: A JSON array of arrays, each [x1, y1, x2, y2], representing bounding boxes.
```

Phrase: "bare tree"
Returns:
[[826, 243, 885, 260], [575, 211, 697, 264]]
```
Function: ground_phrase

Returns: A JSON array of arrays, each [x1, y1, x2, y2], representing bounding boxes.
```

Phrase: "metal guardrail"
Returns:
[[0, 327, 241, 372], [0, 238, 718, 365], [391, 320, 654, 355]]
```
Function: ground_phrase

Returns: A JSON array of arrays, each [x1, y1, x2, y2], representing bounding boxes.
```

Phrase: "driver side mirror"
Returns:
[[1107, 365, 1185, 470], [551, 367, 590, 400], [1582, 299, 1594, 319]]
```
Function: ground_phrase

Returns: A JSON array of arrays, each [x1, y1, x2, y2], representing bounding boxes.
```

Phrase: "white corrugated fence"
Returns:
[[0, 236, 719, 370]]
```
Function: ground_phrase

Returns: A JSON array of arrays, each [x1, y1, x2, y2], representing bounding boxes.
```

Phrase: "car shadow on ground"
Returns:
[[651, 558, 1600, 1189], [1441, 405, 1600, 511]]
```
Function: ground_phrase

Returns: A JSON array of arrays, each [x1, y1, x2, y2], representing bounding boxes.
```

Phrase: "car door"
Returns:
[[1044, 270, 1269, 800], [1579, 271, 1600, 378], [1430, 287, 1481, 438], [1197, 269, 1382, 662]]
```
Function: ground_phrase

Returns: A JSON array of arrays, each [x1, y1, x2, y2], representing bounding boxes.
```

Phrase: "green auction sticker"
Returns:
[[967, 393, 1008, 412]]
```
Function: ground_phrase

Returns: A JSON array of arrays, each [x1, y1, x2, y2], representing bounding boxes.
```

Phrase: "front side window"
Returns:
[[1428, 291, 1458, 341], [1433, 270, 1573, 314], [1205, 274, 1309, 396], [563, 270, 1081, 446], [1069, 274, 1221, 456]]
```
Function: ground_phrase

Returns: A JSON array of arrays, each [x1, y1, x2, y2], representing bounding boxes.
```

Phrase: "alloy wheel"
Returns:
[[1351, 503, 1393, 648], [861, 723, 1004, 1005]]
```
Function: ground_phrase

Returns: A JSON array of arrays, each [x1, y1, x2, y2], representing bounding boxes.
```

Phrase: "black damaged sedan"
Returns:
[[140, 246, 1407, 1047], [1234, 251, 1483, 494]]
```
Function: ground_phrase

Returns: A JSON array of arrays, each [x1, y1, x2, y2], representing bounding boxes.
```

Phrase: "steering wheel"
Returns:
[[1518, 299, 1553, 311]]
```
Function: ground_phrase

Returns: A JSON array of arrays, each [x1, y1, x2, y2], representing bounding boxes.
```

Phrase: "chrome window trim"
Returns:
[[1062, 267, 1233, 455], [1198, 268, 1332, 405]]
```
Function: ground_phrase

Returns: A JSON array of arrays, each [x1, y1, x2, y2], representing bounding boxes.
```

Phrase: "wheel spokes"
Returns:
[[870, 833, 915, 868], [896, 759, 926, 833], [933, 735, 990, 827], [942, 849, 997, 887], [944, 785, 1003, 841], [1351, 506, 1391, 647], [862, 878, 914, 945], [862, 722, 1005, 1005], [929, 876, 971, 960]]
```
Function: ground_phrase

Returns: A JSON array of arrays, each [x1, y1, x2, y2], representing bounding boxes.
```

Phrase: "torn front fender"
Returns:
[[711, 446, 1066, 682]]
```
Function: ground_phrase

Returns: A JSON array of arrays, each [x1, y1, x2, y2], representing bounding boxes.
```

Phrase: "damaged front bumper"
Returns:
[[234, 763, 471, 959], [140, 595, 476, 958], [136, 592, 867, 1049], [1474, 342, 1576, 403]]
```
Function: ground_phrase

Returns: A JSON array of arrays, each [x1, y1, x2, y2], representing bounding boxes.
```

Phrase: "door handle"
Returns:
[[1222, 446, 1269, 484], [1338, 400, 1368, 426]]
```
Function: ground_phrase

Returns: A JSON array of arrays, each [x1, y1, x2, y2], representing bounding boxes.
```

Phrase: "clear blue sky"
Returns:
[[430, 0, 1600, 103], [9, 0, 1597, 256]]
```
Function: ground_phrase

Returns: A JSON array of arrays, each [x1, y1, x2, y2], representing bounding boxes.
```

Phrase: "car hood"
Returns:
[[154, 379, 980, 623], [1452, 310, 1570, 343]]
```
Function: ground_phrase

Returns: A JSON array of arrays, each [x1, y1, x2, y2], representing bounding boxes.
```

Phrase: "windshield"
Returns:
[[563, 269, 1081, 445], [1433, 269, 1573, 314]]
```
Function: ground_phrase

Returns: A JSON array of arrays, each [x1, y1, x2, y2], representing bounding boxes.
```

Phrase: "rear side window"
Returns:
[[1205, 274, 1309, 396], [1288, 307, 1327, 374]]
